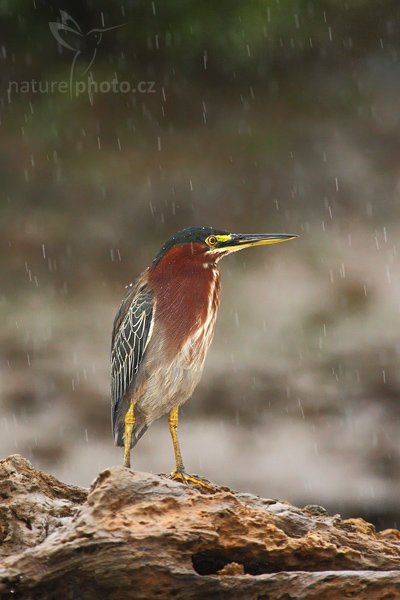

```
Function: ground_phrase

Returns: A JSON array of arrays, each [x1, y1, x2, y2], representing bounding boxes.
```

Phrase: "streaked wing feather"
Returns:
[[111, 281, 154, 434]]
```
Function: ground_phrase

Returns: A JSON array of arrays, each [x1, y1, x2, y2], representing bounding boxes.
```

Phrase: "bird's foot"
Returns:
[[167, 469, 217, 492]]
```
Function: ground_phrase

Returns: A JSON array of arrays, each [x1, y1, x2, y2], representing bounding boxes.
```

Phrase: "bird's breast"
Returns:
[[151, 265, 221, 363]]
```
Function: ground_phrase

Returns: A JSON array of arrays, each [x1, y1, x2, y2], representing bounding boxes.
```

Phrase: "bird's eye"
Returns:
[[206, 235, 218, 247]]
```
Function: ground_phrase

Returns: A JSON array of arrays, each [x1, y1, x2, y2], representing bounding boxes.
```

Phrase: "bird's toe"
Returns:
[[167, 469, 217, 492]]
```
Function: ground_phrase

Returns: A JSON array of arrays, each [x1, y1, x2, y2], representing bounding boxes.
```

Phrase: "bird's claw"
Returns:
[[167, 469, 217, 492]]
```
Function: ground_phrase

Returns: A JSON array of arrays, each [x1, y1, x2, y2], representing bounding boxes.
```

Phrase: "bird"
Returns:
[[111, 226, 297, 488]]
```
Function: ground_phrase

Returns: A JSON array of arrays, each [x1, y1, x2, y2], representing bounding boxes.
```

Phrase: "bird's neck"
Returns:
[[149, 252, 221, 347], [150, 255, 220, 306]]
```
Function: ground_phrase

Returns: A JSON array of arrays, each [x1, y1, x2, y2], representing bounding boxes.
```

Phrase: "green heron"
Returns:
[[111, 227, 297, 487]]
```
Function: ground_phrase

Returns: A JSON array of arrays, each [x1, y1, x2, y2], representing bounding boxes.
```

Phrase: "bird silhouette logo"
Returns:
[[49, 10, 124, 93]]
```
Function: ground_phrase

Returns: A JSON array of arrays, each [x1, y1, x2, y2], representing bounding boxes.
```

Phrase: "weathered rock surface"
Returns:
[[0, 454, 86, 559], [0, 454, 399, 599]]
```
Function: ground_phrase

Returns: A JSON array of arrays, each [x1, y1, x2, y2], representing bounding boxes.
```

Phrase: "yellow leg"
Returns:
[[124, 402, 135, 468], [169, 405, 184, 472], [167, 406, 215, 491]]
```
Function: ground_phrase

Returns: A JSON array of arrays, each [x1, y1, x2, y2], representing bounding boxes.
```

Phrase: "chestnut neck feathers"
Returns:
[[148, 243, 221, 352]]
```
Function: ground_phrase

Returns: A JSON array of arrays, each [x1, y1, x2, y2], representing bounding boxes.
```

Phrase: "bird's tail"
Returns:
[[114, 421, 149, 449]]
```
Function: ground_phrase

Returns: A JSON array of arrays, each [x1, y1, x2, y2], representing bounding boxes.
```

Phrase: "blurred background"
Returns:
[[1, 1, 400, 529]]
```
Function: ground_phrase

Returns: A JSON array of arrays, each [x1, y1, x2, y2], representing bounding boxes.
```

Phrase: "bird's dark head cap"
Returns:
[[153, 226, 229, 266]]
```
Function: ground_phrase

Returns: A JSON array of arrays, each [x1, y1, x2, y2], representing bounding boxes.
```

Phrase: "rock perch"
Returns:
[[0, 454, 399, 599]]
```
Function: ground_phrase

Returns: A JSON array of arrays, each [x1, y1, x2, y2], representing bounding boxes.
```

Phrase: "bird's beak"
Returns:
[[219, 233, 298, 253]]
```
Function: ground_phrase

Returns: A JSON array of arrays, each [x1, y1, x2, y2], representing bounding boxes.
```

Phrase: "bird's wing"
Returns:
[[111, 277, 154, 434]]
